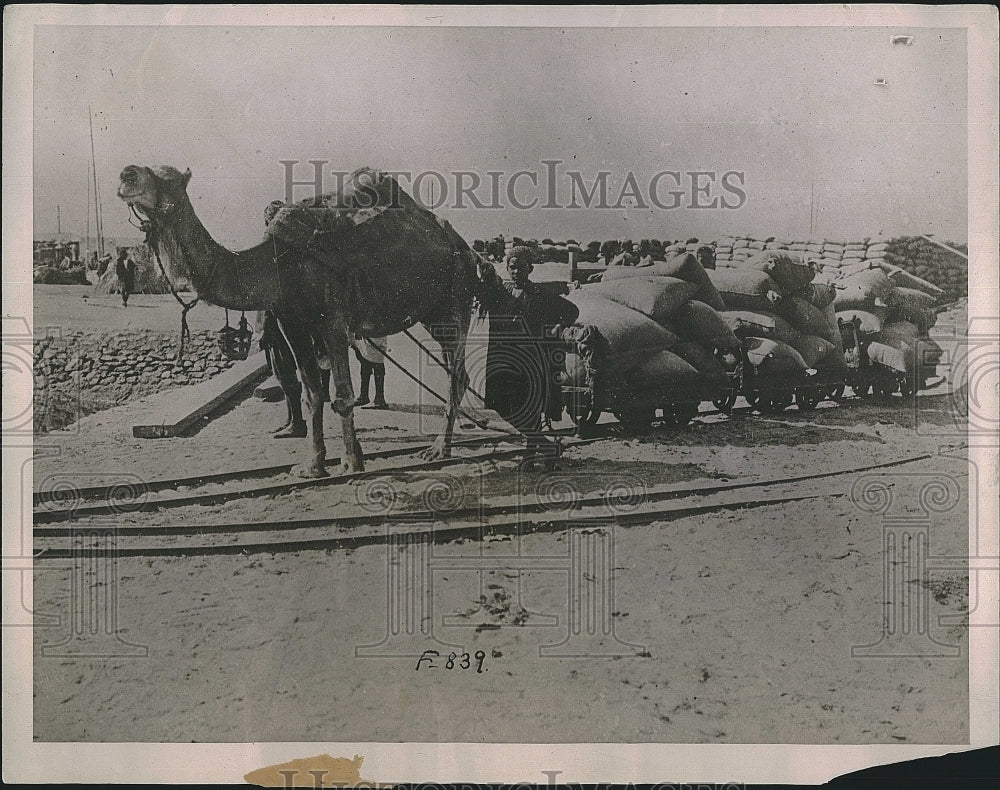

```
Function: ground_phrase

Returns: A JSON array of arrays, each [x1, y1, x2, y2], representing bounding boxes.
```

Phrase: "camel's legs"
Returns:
[[277, 316, 328, 478], [419, 305, 472, 461], [314, 317, 364, 473]]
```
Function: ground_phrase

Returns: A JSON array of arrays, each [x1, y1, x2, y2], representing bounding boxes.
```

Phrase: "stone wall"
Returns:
[[33, 329, 245, 433]]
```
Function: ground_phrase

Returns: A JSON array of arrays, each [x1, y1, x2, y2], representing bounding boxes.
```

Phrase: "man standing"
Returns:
[[115, 249, 136, 306], [696, 244, 717, 270], [352, 334, 389, 409], [482, 248, 579, 459], [256, 200, 332, 437]]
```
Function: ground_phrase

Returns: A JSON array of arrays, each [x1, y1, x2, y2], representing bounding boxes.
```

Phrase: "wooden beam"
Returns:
[[132, 352, 270, 438]]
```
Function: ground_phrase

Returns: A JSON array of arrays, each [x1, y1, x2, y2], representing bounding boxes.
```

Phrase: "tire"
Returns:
[[614, 408, 654, 434], [713, 390, 737, 414], [671, 401, 700, 425], [763, 392, 792, 413], [795, 388, 821, 411]]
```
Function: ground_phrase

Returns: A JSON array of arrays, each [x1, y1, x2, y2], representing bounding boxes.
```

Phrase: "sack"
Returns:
[[719, 310, 799, 343], [866, 341, 909, 374], [885, 267, 945, 298], [742, 337, 809, 377], [889, 286, 937, 311], [788, 334, 835, 368], [888, 287, 938, 332], [601, 253, 725, 311], [834, 269, 895, 310], [560, 351, 588, 388], [745, 251, 816, 291], [567, 292, 678, 357], [665, 299, 741, 352], [821, 302, 845, 351], [706, 268, 784, 312], [836, 308, 887, 335], [670, 340, 731, 387], [627, 349, 700, 388], [583, 276, 700, 323], [776, 295, 839, 344], [878, 320, 920, 349], [798, 282, 838, 309]]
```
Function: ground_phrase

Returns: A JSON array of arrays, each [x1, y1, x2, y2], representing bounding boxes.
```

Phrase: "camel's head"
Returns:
[[118, 165, 191, 217]]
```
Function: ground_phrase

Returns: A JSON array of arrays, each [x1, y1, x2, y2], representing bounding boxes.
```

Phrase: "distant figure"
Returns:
[[115, 249, 136, 306], [610, 240, 639, 267], [696, 245, 717, 270], [352, 335, 388, 409]]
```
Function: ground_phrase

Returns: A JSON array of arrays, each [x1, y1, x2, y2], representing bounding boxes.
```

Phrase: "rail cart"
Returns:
[[563, 366, 732, 434], [711, 344, 848, 414]]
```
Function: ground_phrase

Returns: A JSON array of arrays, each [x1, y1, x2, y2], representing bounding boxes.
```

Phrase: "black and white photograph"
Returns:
[[3, 4, 998, 785]]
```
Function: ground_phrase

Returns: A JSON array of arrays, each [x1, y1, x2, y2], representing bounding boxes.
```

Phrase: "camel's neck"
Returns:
[[153, 200, 281, 312]]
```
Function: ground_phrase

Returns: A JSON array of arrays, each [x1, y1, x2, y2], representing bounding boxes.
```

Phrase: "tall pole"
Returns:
[[809, 178, 816, 238], [89, 106, 104, 257], [57, 204, 61, 234], [86, 161, 91, 259]]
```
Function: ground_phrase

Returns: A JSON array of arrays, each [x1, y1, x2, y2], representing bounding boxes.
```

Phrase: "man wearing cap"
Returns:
[[696, 245, 717, 270], [482, 248, 579, 459]]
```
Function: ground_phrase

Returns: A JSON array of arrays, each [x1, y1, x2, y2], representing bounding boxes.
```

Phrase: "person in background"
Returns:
[[257, 199, 330, 437], [352, 335, 388, 409], [115, 249, 136, 306], [696, 244, 717, 270], [610, 239, 639, 267]]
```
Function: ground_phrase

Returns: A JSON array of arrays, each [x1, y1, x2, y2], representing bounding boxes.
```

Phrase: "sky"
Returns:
[[33, 24, 968, 248]]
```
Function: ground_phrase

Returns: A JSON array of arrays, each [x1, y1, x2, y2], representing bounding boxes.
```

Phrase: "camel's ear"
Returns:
[[182, 168, 192, 186]]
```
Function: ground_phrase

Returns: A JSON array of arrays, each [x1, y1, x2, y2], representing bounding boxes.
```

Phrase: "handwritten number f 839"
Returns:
[[415, 649, 488, 672]]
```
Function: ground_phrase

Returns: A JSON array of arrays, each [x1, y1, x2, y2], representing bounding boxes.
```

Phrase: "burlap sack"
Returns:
[[665, 299, 741, 352], [567, 292, 678, 357], [583, 276, 700, 323], [706, 268, 784, 313], [719, 310, 799, 343]]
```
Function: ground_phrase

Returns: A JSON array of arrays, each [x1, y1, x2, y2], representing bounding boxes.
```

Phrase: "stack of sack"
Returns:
[[560, 254, 740, 400], [707, 251, 848, 383], [832, 265, 944, 386]]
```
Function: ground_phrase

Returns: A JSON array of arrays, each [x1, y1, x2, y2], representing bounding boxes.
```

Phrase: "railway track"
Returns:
[[32, 392, 889, 523], [33, 449, 944, 560]]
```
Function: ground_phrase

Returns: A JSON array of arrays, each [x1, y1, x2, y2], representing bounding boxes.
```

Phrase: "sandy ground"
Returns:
[[29, 291, 972, 744]]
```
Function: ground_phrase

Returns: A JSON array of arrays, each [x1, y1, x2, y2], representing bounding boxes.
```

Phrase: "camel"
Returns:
[[117, 164, 490, 477]]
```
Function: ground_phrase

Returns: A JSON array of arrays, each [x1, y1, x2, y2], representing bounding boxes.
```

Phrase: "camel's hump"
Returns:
[[284, 167, 417, 213], [264, 168, 424, 251]]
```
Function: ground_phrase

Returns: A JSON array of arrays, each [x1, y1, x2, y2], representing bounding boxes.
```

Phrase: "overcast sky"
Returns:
[[33, 25, 967, 247]]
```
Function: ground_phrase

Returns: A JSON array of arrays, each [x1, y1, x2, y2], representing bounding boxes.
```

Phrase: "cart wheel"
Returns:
[[827, 382, 846, 402], [712, 391, 737, 414], [614, 408, 654, 434], [898, 375, 914, 400], [795, 388, 821, 411], [874, 374, 897, 399], [763, 392, 793, 413], [746, 391, 763, 410], [672, 401, 701, 425]]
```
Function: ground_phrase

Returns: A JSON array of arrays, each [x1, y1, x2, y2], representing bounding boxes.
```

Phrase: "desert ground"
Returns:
[[30, 288, 971, 744]]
